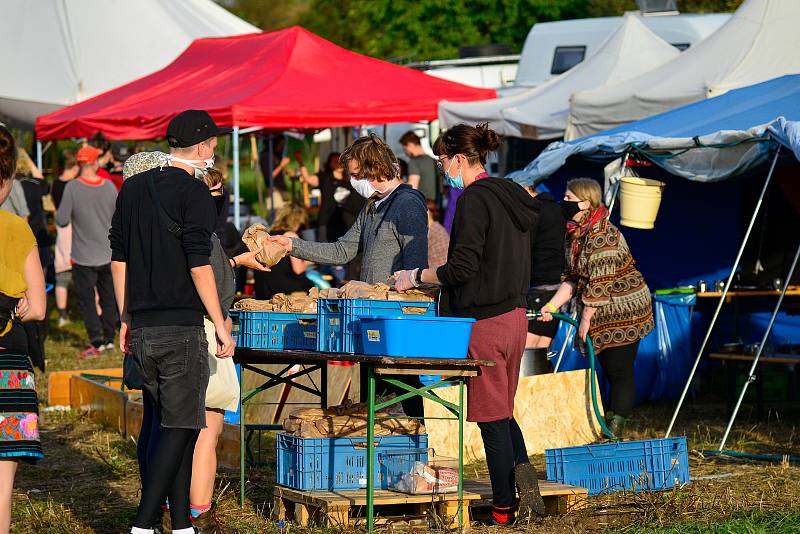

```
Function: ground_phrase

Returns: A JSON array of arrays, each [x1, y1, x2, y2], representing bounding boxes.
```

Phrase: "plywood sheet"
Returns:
[[48, 367, 123, 406], [423, 370, 603, 462]]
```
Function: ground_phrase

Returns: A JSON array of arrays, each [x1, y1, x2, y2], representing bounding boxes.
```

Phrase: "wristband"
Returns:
[[544, 302, 558, 313], [414, 268, 424, 286]]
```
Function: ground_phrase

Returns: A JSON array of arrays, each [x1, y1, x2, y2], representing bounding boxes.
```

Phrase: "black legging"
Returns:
[[134, 392, 200, 530], [477, 418, 529, 508], [598, 340, 640, 418]]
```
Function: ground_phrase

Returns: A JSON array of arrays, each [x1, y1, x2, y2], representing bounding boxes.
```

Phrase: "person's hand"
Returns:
[[269, 235, 293, 253], [538, 302, 557, 321], [233, 250, 269, 271], [16, 298, 30, 319], [279, 156, 291, 169], [215, 324, 236, 358], [578, 317, 591, 343], [119, 316, 131, 353], [393, 269, 418, 292]]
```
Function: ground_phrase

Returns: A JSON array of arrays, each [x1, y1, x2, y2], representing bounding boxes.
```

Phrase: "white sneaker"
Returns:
[[57, 317, 70, 327], [104, 342, 116, 352]]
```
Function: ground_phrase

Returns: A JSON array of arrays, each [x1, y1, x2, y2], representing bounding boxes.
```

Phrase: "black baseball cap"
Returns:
[[166, 110, 232, 148]]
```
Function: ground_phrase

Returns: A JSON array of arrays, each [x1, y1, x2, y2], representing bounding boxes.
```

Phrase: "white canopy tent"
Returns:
[[565, 0, 800, 140], [438, 15, 679, 140], [0, 0, 258, 128]]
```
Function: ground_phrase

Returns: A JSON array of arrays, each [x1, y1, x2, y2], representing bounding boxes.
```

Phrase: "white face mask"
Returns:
[[165, 154, 215, 179], [350, 176, 393, 199]]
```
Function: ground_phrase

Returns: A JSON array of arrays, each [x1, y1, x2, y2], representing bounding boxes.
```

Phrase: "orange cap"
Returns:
[[76, 145, 103, 164]]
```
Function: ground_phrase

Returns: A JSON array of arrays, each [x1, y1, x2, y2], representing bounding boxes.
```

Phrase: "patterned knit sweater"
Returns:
[[565, 218, 654, 353]]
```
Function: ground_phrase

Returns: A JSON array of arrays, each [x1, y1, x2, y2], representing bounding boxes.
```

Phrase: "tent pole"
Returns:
[[268, 135, 275, 221], [718, 239, 800, 451], [665, 147, 781, 438], [36, 140, 43, 172], [233, 126, 241, 231]]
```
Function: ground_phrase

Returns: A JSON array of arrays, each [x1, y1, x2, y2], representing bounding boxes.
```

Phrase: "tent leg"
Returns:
[[665, 147, 781, 438], [718, 240, 800, 451], [36, 140, 43, 172], [233, 126, 241, 231]]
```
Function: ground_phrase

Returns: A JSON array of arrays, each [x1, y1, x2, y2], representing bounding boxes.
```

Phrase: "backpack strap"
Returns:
[[146, 172, 183, 239]]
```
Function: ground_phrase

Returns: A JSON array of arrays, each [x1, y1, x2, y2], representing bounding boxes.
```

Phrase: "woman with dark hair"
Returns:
[[394, 123, 544, 526], [0, 125, 46, 533], [539, 178, 653, 438], [300, 152, 365, 242]]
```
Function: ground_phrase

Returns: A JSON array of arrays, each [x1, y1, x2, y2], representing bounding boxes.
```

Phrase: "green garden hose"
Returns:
[[531, 311, 616, 440]]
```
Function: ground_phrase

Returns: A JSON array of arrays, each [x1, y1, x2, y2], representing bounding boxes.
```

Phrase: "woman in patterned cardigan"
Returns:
[[539, 178, 653, 438]]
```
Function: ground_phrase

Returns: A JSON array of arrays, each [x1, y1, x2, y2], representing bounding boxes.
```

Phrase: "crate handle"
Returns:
[[298, 319, 317, 326], [400, 304, 431, 315], [327, 302, 341, 312], [588, 445, 619, 458], [352, 441, 381, 449]]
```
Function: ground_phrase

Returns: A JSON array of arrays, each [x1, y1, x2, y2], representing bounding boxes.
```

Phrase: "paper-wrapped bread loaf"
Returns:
[[241, 223, 287, 269]]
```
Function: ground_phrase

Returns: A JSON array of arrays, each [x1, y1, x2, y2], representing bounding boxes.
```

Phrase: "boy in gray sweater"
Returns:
[[271, 133, 428, 284], [56, 145, 118, 357]]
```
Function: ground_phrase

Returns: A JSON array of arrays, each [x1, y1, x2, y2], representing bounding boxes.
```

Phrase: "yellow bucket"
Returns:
[[619, 176, 665, 229]]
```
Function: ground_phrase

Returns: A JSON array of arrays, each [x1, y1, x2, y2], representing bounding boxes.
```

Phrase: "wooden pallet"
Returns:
[[274, 480, 588, 528]]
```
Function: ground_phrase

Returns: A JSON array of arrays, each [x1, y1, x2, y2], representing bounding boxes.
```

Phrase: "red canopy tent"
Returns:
[[35, 25, 495, 140]]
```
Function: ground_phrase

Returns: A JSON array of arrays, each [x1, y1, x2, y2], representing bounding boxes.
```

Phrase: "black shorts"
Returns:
[[130, 325, 209, 430], [526, 289, 560, 338]]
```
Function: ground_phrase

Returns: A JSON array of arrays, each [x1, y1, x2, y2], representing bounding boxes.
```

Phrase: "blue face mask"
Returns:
[[443, 158, 464, 189]]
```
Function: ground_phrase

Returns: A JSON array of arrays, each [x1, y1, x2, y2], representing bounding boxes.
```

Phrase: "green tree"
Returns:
[[219, 0, 745, 61]]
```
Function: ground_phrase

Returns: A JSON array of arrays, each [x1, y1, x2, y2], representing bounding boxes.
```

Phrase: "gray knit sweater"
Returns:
[[291, 185, 428, 284]]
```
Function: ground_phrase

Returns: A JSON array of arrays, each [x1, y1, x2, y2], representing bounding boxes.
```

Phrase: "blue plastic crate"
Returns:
[[237, 311, 317, 350], [359, 315, 475, 359], [316, 299, 436, 353], [276, 433, 428, 491], [546, 437, 690, 496]]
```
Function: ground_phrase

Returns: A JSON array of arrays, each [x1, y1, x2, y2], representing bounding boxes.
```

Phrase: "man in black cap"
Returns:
[[110, 109, 234, 534]]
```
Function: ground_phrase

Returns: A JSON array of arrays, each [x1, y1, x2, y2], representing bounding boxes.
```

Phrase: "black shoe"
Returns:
[[514, 463, 546, 521], [484, 515, 515, 527]]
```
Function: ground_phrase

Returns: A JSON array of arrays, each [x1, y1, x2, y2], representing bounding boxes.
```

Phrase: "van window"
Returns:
[[672, 43, 690, 51], [551, 46, 586, 75]]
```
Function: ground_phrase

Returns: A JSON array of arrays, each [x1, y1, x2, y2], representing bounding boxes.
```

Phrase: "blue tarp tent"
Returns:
[[509, 75, 800, 404]]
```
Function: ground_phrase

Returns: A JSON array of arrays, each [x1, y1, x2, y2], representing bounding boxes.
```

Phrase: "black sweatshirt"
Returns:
[[437, 178, 539, 320], [530, 192, 566, 286], [109, 166, 215, 329]]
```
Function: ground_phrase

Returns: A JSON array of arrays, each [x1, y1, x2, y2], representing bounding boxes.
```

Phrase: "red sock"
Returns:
[[492, 505, 514, 524]]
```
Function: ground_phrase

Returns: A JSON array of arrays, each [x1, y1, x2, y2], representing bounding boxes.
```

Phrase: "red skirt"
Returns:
[[466, 308, 527, 423]]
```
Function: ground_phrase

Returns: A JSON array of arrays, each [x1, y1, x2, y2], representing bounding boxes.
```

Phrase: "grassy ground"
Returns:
[[13, 310, 800, 533]]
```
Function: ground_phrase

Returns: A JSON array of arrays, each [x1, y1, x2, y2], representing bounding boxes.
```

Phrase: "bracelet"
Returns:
[[414, 268, 424, 286], [230, 257, 237, 268], [544, 302, 558, 313]]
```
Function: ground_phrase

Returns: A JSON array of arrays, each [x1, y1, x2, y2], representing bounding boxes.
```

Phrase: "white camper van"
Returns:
[[510, 13, 730, 91]]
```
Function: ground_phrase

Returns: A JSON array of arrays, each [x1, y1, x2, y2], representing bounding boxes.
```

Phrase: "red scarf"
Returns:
[[567, 205, 609, 267]]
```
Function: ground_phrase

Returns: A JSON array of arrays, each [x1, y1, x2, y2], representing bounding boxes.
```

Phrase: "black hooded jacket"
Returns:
[[437, 178, 540, 320]]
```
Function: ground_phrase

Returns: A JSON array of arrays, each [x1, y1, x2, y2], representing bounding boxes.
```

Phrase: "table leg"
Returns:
[[321, 361, 329, 409], [240, 363, 246, 508], [366, 363, 376, 532], [458, 379, 465, 531]]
